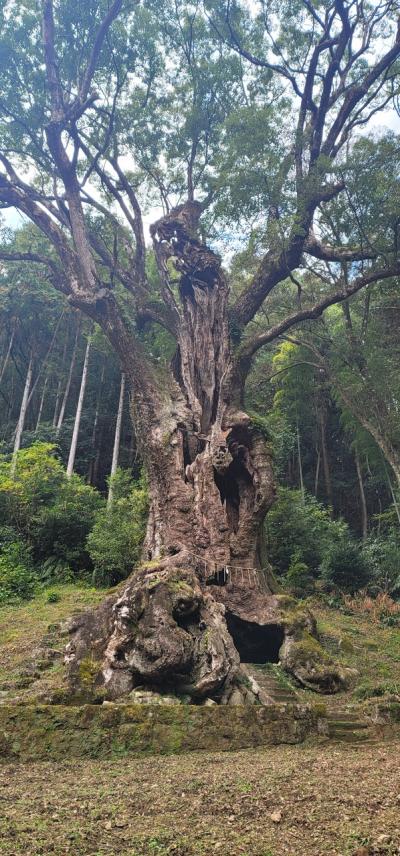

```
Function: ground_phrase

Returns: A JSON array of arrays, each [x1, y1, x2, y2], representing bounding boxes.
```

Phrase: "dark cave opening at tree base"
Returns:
[[226, 613, 284, 664]]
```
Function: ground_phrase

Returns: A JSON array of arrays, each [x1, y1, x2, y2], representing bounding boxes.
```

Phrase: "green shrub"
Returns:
[[265, 487, 349, 575], [320, 541, 372, 594], [0, 537, 35, 603], [0, 442, 104, 575], [285, 552, 315, 597], [46, 590, 61, 604], [88, 469, 149, 586], [32, 474, 103, 570], [362, 532, 400, 597]]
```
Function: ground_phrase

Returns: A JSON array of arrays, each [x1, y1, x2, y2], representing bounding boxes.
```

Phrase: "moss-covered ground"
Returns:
[[1, 741, 400, 855], [306, 599, 400, 704], [0, 584, 108, 698]]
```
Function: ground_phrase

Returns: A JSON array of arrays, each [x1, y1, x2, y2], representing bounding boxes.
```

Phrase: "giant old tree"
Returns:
[[1, 0, 400, 701]]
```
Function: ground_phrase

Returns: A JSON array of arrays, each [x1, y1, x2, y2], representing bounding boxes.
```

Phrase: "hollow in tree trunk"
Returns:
[[66, 206, 353, 703]]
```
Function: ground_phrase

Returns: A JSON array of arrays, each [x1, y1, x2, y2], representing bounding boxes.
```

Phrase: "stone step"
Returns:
[[326, 711, 365, 721], [329, 730, 372, 743], [243, 663, 298, 705], [327, 720, 369, 730]]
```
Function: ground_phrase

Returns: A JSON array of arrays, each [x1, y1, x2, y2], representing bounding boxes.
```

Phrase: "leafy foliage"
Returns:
[[0, 527, 35, 603], [320, 542, 372, 594], [0, 443, 104, 574], [265, 487, 349, 576], [87, 469, 149, 586]]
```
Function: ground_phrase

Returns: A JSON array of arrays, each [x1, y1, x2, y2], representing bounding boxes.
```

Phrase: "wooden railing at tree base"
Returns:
[[187, 552, 269, 593]]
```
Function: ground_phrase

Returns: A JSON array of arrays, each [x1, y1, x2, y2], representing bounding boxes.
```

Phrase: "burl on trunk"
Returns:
[[66, 205, 354, 703]]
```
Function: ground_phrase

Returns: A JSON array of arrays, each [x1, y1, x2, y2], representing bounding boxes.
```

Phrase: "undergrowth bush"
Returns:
[[87, 469, 149, 586], [265, 487, 349, 576], [362, 532, 400, 598], [342, 590, 400, 624], [0, 443, 104, 575], [0, 528, 35, 603], [320, 541, 371, 594]]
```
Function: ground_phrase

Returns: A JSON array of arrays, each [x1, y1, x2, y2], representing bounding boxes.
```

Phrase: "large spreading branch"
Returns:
[[228, 1, 400, 331], [238, 261, 400, 362]]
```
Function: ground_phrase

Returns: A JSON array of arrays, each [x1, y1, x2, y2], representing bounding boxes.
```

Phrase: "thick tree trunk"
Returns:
[[132, 203, 278, 585], [65, 205, 352, 703]]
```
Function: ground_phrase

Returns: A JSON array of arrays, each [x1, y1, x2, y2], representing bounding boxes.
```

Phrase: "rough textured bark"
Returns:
[[66, 206, 351, 702]]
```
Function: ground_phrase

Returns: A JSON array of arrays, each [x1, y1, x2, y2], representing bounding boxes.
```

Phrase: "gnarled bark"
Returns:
[[65, 206, 350, 702]]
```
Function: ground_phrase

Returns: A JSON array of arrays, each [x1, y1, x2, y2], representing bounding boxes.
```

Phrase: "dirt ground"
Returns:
[[1, 740, 399, 856]]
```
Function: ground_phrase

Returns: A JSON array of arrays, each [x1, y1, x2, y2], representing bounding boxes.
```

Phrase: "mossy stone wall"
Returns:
[[0, 703, 319, 762]]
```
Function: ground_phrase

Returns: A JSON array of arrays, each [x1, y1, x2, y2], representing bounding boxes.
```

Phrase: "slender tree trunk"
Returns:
[[56, 316, 81, 434], [354, 448, 368, 539], [87, 360, 105, 483], [0, 326, 15, 386], [66, 333, 91, 479], [53, 328, 68, 427], [107, 372, 125, 508], [296, 418, 305, 503], [314, 447, 321, 497], [318, 406, 334, 515], [11, 353, 33, 476], [35, 375, 48, 433]]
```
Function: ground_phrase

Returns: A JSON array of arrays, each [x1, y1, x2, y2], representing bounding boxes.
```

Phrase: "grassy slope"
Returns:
[[0, 584, 107, 695], [310, 599, 400, 703]]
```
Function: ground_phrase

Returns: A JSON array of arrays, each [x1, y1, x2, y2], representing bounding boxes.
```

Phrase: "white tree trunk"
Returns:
[[296, 418, 305, 503], [11, 354, 33, 477], [35, 375, 48, 433], [0, 326, 15, 386], [107, 372, 125, 508], [66, 334, 91, 479], [56, 316, 81, 434]]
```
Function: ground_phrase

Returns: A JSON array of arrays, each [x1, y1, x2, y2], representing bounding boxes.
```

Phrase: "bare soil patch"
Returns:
[[1, 740, 399, 856]]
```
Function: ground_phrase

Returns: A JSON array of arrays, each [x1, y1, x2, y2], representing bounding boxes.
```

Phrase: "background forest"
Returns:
[[1, 224, 400, 608], [0, 0, 400, 618]]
